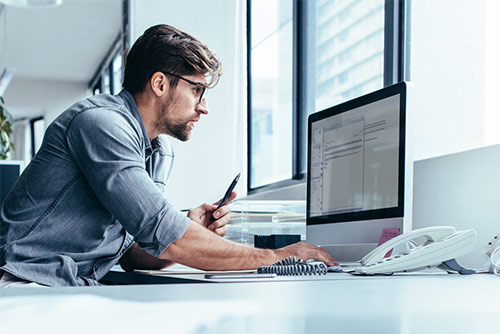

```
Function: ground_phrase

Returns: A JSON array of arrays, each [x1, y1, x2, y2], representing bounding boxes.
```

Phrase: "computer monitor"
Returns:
[[0, 161, 23, 205], [306, 82, 407, 261]]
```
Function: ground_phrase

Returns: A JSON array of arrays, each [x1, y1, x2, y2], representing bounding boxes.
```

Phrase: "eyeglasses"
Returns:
[[163, 72, 207, 103]]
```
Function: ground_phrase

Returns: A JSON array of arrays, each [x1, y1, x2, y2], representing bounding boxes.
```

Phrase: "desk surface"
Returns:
[[1, 273, 499, 333]]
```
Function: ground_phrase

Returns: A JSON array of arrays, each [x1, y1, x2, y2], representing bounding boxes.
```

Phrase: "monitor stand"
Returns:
[[320, 243, 378, 262], [307, 217, 404, 262]]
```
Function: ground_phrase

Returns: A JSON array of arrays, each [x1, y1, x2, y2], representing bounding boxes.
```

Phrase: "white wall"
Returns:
[[409, 0, 500, 161], [403, 0, 500, 231], [3, 78, 89, 125], [130, 0, 247, 210], [484, 0, 500, 144], [0, 6, 6, 73]]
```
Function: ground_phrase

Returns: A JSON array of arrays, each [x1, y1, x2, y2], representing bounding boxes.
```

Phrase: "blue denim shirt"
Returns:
[[0, 90, 190, 286]]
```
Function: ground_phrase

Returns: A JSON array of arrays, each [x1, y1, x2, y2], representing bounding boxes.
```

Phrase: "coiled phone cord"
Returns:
[[258, 256, 327, 276]]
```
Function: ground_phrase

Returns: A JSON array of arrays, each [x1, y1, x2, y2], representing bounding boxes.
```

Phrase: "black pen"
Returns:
[[210, 172, 240, 224]]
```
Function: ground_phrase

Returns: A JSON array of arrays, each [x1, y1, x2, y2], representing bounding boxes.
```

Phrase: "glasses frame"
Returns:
[[163, 72, 207, 103]]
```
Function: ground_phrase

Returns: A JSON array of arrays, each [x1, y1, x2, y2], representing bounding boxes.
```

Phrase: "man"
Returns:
[[0, 24, 333, 287]]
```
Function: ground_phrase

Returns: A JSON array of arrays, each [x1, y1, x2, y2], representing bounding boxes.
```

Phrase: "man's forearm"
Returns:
[[119, 243, 175, 272], [121, 220, 334, 272], [161, 221, 279, 270]]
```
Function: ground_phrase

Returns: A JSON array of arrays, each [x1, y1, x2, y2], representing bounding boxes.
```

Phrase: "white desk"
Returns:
[[1, 273, 499, 333]]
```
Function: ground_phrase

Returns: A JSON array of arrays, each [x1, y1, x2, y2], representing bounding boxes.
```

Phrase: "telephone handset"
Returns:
[[351, 226, 477, 275]]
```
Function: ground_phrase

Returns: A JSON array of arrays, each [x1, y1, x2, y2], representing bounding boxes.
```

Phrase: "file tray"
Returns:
[[226, 200, 306, 245]]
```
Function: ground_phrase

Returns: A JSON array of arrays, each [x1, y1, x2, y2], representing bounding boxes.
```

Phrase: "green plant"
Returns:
[[0, 96, 15, 160]]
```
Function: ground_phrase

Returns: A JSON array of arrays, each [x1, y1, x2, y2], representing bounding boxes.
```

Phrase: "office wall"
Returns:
[[410, 0, 496, 160], [1, 3, 91, 124], [130, 0, 247, 210], [0, 6, 5, 73], [3, 78, 88, 125], [483, 0, 500, 145]]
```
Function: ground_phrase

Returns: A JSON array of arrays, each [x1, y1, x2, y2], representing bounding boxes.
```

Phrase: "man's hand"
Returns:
[[274, 242, 337, 265], [187, 191, 237, 237]]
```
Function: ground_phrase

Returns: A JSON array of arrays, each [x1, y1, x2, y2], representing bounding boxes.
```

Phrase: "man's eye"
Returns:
[[194, 87, 202, 95]]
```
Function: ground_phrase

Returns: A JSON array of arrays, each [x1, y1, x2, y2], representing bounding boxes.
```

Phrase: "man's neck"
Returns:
[[133, 92, 159, 141]]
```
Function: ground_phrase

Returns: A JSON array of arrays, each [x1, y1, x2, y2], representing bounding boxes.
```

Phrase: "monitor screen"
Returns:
[[307, 82, 406, 226]]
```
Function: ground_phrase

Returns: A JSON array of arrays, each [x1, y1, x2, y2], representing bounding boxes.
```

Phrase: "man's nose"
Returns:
[[196, 97, 209, 115]]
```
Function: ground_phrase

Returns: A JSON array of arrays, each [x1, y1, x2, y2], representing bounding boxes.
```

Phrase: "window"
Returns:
[[30, 116, 45, 158], [248, 0, 294, 189], [248, 0, 408, 192], [89, 1, 128, 96], [102, 67, 112, 94], [90, 46, 124, 96], [111, 50, 123, 95]]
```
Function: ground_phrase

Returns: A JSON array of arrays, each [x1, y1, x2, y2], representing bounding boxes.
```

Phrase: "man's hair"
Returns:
[[123, 24, 222, 95]]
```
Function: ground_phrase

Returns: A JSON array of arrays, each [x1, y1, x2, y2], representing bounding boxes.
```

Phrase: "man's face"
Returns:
[[155, 73, 209, 141]]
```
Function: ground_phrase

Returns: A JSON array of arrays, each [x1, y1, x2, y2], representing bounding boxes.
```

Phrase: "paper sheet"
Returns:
[[140, 268, 257, 275]]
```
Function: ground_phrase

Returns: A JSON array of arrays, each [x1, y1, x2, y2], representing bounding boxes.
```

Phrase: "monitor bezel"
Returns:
[[306, 82, 407, 226]]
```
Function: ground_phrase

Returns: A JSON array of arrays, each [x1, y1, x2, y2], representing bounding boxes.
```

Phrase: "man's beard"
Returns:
[[166, 121, 191, 142], [155, 99, 193, 142]]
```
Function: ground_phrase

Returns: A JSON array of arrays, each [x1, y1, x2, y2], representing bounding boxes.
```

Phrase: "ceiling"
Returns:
[[2, 0, 122, 83]]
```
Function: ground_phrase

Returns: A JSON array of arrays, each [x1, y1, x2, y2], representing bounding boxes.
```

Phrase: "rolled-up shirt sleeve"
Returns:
[[66, 107, 190, 257]]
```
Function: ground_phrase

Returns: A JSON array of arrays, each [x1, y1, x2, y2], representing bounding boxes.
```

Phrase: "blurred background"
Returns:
[[1, 0, 500, 211]]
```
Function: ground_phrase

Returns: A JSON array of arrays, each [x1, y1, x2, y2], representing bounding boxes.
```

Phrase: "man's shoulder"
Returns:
[[49, 94, 144, 146], [67, 94, 128, 116], [87, 93, 127, 108], [59, 94, 137, 129]]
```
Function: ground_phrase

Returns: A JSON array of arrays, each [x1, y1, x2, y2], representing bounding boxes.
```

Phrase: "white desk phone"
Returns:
[[342, 226, 477, 275]]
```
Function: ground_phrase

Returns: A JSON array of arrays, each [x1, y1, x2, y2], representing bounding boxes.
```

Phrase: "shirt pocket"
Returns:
[[146, 136, 174, 194]]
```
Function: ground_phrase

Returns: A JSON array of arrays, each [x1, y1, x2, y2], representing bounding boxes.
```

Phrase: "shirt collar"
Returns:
[[118, 89, 153, 156]]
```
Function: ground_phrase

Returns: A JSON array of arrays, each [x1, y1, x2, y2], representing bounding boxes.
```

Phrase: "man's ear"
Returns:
[[150, 72, 168, 97]]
